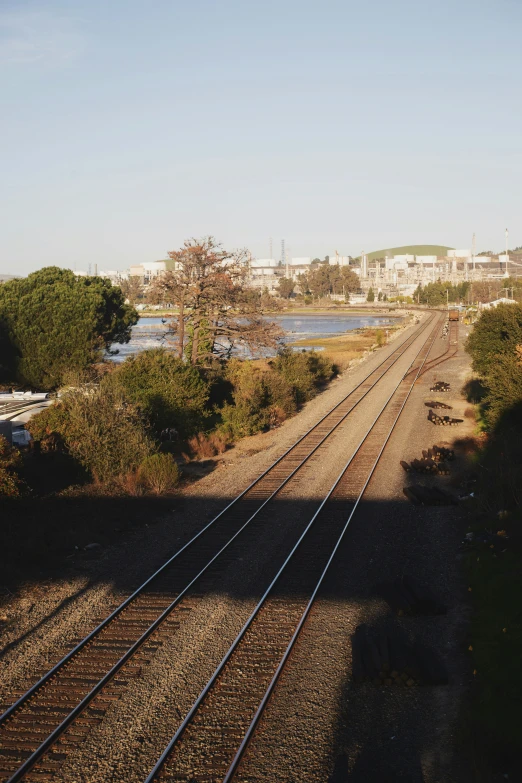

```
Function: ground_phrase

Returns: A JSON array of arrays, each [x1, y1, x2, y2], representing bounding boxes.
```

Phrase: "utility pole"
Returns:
[[505, 227, 509, 277]]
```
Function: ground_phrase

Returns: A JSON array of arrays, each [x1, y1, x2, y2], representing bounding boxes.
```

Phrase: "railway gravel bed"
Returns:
[[232, 320, 474, 783], [0, 317, 435, 782], [2, 314, 468, 783], [0, 314, 417, 710]]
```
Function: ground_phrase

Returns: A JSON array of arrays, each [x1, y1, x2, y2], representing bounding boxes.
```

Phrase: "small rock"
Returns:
[[84, 543, 101, 551]]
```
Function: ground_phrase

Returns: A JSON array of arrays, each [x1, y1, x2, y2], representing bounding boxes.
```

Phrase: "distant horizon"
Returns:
[[1, 240, 518, 278]]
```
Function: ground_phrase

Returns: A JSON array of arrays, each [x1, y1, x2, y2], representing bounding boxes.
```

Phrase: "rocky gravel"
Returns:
[[234, 320, 475, 783], [0, 314, 417, 707], [0, 312, 448, 783]]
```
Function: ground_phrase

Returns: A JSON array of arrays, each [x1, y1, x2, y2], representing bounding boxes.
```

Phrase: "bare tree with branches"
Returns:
[[149, 237, 283, 364]]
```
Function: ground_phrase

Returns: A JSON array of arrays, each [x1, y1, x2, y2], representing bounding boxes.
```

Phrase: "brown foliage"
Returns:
[[149, 237, 283, 364], [186, 431, 230, 460]]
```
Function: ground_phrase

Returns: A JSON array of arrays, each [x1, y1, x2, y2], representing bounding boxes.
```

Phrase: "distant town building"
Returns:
[[480, 297, 517, 310]]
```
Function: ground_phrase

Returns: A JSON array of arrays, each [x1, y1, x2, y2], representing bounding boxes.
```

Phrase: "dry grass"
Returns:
[[291, 328, 391, 370], [185, 432, 231, 461]]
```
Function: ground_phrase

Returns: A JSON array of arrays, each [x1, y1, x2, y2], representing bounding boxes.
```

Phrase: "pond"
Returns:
[[110, 313, 398, 362]]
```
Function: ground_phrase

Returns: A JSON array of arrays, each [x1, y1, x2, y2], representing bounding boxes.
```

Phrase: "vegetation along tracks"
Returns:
[[144, 313, 443, 782], [0, 313, 440, 782]]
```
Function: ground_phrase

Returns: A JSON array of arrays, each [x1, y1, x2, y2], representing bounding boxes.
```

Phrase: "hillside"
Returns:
[[365, 245, 453, 261]]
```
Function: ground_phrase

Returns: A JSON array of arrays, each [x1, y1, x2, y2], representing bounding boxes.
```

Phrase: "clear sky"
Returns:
[[1, 0, 521, 274]]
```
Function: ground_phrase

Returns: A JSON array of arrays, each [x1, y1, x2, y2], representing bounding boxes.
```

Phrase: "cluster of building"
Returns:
[[75, 247, 522, 302], [245, 248, 522, 300]]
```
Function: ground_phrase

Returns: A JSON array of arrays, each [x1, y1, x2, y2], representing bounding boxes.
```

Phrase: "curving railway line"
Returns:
[[0, 312, 444, 783]]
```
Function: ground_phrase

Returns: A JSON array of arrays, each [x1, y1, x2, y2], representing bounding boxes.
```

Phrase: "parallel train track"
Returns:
[[0, 313, 442, 783], [144, 313, 443, 782]]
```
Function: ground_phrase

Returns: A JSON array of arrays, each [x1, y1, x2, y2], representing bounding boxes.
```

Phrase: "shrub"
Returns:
[[186, 432, 230, 460], [0, 436, 23, 497], [220, 401, 265, 439], [220, 360, 293, 438], [272, 348, 334, 405], [105, 348, 209, 436], [138, 453, 180, 494], [262, 370, 297, 417], [28, 386, 155, 482]]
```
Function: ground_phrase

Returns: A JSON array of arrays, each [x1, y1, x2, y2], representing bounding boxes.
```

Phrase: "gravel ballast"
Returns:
[[0, 312, 474, 783]]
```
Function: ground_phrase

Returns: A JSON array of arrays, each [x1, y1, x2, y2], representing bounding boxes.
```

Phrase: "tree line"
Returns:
[[0, 238, 337, 497]]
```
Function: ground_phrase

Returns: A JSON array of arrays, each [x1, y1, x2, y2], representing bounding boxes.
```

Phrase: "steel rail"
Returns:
[[223, 309, 442, 782], [0, 317, 436, 783], [417, 319, 459, 377], [407, 316, 458, 380], [0, 314, 433, 732], [143, 313, 443, 783]]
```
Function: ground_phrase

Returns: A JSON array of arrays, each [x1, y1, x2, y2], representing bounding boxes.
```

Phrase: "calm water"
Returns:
[[110, 313, 397, 362]]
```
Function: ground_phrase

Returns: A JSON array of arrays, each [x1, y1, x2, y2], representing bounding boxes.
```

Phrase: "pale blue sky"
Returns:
[[1, 0, 521, 274]]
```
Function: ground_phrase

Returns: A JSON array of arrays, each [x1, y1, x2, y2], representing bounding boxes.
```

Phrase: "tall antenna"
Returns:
[[269, 237, 273, 260], [505, 228, 509, 277], [280, 239, 285, 268]]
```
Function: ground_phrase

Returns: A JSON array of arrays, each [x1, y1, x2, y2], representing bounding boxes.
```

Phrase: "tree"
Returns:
[[367, 287, 375, 302], [148, 237, 283, 365], [414, 280, 470, 306], [336, 267, 359, 295], [120, 275, 143, 304], [300, 264, 358, 299], [105, 348, 209, 436], [277, 277, 295, 299], [0, 268, 138, 389], [466, 303, 522, 376]]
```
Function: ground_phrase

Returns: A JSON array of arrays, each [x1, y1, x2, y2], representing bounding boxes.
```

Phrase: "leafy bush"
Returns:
[[0, 267, 137, 389], [28, 387, 155, 482], [105, 348, 209, 436], [219, 351, 334, 439], [0, 436, 23, 497], [138, 453, 180, 494], [272, 348, 334, 405]]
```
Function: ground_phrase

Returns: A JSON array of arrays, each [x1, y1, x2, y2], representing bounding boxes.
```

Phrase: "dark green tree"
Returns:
[[105, 348, 210, 436], [367, 287, 375, 302], [466, 303, 522, 376], [0, 267, 137, 389], [414, 280, 470, 306]]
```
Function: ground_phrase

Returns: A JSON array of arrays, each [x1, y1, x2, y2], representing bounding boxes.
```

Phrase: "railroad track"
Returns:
[[0, 313, 441, 783], [415, 317, 459, 378], [144, 311, 442, 783]]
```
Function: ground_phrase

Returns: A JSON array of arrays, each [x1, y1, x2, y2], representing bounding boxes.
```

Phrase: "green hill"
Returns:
[[365, 245, 453, 261]]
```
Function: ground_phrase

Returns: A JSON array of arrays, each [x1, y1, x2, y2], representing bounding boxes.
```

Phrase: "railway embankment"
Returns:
[[0, 315, 427, 776], [0, 311, 495, 782]]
